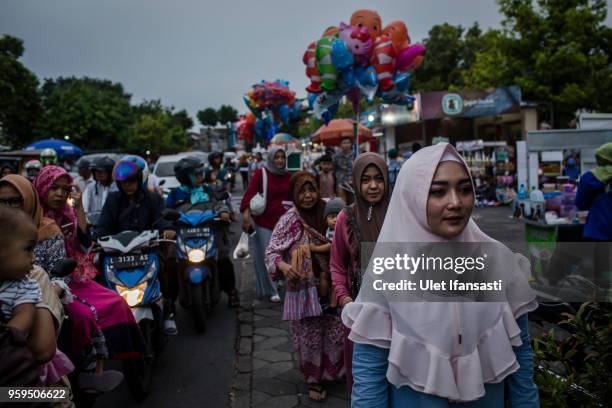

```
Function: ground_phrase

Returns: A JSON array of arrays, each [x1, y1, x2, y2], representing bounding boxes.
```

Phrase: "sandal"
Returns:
[[308, 384, 327, 402]]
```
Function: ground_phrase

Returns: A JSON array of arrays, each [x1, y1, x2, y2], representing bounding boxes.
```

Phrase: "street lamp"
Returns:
[[64, 135, 70, 141], [368, 114, 376, 122]]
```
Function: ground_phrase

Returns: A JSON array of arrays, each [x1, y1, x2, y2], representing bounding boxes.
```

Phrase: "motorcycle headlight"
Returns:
[[116, 282, 147, 307], [188, 249, 205, 263]]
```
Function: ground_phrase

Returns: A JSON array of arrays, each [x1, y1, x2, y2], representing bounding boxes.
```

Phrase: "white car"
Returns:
[[153, 152, 209, 195]]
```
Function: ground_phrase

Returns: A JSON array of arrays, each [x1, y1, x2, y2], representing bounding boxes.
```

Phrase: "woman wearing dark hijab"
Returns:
[[240, 146, 291, 302], [265, 171, 345, 402], [330, 152, 391, 390]]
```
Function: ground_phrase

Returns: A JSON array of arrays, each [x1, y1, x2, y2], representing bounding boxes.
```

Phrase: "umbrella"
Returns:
[[25, 139, 83, 159], [312, 119, 374, 146], [269, 133, 301, 147]]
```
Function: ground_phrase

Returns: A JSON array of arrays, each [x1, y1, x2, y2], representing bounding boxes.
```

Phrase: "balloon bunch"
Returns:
[[236, 113, 256, 146], [303, 9, 426, 124], [243, 80, 303, 142]]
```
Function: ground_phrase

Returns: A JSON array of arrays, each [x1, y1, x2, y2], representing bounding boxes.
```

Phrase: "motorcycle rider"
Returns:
[[93, 155, 179, 335], [168, 157, 239, 307], [207, 152, 230, 192], [73, 159, 93, 193], [82, 156, 117, 225], [40, 148, 59, 167], [24, 160, 42, 182]]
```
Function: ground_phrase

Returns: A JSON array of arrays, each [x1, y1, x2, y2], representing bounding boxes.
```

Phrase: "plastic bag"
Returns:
[[233, 232, 250, 259]]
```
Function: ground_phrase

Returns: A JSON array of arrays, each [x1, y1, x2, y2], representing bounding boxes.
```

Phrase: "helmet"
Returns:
[[208, 151, 223, 168], [24, 160, 42, 181], [76, 158, 91, 170], [24, 160, 42, 171], [40, 148, 58, 166], [174, 156, 204, 188], [90, 156, 115, 173], [113, 155, 148, 187]]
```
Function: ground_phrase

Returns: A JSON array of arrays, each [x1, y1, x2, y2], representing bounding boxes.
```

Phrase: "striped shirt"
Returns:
[[0, 277, 42, 321]]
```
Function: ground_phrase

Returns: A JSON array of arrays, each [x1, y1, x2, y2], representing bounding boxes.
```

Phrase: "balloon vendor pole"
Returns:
[[354, 105, 360, 153]]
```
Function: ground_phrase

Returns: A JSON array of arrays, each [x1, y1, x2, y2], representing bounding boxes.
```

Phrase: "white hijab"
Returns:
[[342, 143, 537, 402]]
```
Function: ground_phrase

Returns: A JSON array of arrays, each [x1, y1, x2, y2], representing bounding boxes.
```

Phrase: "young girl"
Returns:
[[344, 143, 539, 407], [315, 198, 344, 312]]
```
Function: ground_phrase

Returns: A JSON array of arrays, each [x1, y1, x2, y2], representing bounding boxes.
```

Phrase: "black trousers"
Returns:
[[218, 256, 236, 295]]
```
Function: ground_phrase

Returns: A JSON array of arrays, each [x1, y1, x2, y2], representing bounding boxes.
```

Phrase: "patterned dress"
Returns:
[[265, 208, 345, 384]]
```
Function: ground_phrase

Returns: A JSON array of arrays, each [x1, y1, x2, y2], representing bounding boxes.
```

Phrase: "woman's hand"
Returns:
[[340, 297, 353, 307], [219, 211, 231, 222], [162, 230, 176, 240], [278, 262, 299, 280], [309, 243, 331, 254], [242, 210, 252, 233]]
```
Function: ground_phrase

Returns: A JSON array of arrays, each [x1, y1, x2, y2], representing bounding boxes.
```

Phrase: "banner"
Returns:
[[420, 86, 521, 120]]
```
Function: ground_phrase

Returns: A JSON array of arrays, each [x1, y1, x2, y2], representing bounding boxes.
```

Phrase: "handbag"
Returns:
[[249, 168, 268, 216]]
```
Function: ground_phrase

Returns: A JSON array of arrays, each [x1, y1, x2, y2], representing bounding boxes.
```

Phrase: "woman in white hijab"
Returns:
[[343, 143, 539, 407]]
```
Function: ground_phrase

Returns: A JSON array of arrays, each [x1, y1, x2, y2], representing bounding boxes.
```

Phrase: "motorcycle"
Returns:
[[163, 198, 228, 333], [95, 229, 167, 400]]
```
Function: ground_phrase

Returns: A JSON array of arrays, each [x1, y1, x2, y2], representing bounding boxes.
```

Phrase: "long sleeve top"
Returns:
[[575, 171, 612, 240], [351, 314, 540, 407], [330, 209, 357, 306], [240, 168, 291, 230]]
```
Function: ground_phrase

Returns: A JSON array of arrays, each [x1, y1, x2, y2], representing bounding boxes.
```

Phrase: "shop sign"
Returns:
[[421, 86, 521, 120]]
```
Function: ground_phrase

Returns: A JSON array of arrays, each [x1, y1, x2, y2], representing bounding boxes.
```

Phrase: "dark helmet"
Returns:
[[90, 156, 116, 173], [174, 156, 204, 187], [208, 151, 223, 167]]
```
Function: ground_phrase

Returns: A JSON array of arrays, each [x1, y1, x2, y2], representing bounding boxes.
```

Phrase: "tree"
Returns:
[[217, 105, 238, 125], [464, 0, 612, 127], [40, 77, 134, 150], [0, 35, 43, 146], [128, 111, 187, 155], [413, 23, 484, 91], [197, 108, 218, 128], [172, 109, 194, 131]]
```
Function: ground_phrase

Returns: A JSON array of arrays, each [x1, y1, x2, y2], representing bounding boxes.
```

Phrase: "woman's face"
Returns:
[[47, 176, 72, 210], [0, 184, 24, 210], [273, 151, 286, 169], [360, 164, 385, 204], [426, 161, 474, 239], [297, 182, 317, 209]]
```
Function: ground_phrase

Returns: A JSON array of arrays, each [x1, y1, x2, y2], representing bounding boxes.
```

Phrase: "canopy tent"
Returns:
[[312, 119, 374, 146], [25, 139, 83, 159]]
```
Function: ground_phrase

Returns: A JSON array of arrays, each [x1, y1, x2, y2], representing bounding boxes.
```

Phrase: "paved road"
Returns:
[[99, 194, 245, 408]]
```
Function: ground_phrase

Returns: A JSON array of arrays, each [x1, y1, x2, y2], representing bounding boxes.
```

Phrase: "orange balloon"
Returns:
[[383, 21, 411, 52], [350, 9, 382, 39], [246, 112, 256, 124]]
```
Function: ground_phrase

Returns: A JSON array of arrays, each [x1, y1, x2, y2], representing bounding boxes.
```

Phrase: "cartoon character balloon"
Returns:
[[350, 9, 382, 39], [304, 9, 426, 123]]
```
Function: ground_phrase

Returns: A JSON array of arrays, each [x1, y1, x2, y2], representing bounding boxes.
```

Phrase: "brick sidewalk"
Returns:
[[230, 257, 349, 408]]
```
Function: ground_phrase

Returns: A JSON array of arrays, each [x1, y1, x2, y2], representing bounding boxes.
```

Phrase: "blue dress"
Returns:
[[351, 314, 539, 407]]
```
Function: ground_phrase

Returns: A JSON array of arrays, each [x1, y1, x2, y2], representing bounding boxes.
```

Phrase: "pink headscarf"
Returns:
[[34, 166, 78, 250], [34, 165, 96, 282], [342, 143, 537, 402]]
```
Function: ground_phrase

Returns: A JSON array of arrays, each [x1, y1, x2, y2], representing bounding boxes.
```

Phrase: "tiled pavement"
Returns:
[[229, 255, 349, 408]]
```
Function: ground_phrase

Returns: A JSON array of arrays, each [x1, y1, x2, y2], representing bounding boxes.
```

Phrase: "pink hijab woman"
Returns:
[[34, 166, 144, 390], [343, 143, 539, 407]]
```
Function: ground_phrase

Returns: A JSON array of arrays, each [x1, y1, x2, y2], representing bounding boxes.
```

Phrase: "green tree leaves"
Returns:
[[0, 35, 43, 145]]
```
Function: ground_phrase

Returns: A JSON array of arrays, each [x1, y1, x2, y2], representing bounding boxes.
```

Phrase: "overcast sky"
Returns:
[[2, 0, 611, 125]]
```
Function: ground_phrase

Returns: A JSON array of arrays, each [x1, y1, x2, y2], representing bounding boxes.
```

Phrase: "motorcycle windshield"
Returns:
[[178, 209, 217, 227]]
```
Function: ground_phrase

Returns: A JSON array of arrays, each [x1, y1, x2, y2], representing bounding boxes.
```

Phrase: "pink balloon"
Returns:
[[396, 43, 426, 71]]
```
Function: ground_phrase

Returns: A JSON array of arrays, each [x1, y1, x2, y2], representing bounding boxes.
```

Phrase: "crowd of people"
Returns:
[[1, 138, 610, 406], [237, 139, 609, 406], [0, 148, 241, 403]]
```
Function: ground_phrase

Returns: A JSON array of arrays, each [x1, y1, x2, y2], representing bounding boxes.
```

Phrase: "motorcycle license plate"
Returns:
[[182, 227, 211, 239], [108, 253, 149, 269]]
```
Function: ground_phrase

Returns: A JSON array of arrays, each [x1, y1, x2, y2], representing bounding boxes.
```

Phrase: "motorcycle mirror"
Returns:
[[159, 179, 166, 186], [50, 259, 77, 278], [162, 208, 181, 221]]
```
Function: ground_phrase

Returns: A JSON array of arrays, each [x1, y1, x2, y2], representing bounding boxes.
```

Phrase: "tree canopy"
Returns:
[[0, 35, 43, 145]]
